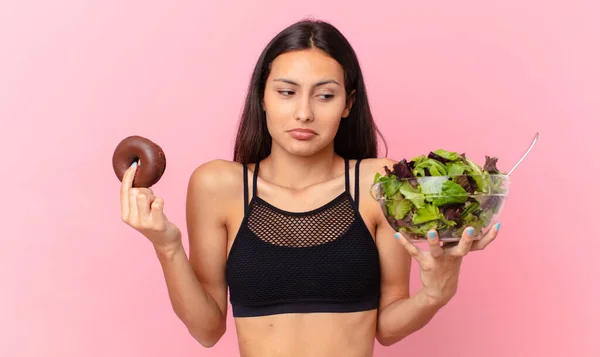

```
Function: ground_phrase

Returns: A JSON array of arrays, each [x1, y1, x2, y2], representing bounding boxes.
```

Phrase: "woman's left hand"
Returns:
[[395, 223, 501, 307]]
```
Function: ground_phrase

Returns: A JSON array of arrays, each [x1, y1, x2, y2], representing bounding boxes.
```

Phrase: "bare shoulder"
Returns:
[[358, 157, 397, 182], [188, 159, 243, 193], [186, 159, 245, 218], [356, 158, 399, 223], [360, 157, 397, 204]]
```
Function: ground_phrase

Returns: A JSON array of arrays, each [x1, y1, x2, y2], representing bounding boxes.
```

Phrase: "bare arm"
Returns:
[[155, 160, 232, 347], [363, 158, 444, 346], [154, 241, 226, 347], [119, 160, 229, 347], [374, 212, 443, 346]]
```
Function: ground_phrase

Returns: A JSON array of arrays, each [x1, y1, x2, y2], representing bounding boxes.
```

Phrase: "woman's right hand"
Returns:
[[120, 162, 182, 251]]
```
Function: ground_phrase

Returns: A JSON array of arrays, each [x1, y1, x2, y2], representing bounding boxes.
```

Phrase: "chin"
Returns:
[[284, 140, 328, 157]]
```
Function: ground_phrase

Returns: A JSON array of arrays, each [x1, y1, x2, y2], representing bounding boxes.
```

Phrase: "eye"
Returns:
[[278, 90, 295, 96], [318, 94, 334, 100]]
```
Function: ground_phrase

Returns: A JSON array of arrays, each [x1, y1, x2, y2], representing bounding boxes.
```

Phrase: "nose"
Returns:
[[294, 94, 313, 122]]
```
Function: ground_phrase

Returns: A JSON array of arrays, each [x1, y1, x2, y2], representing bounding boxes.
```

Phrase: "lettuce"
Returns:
[[374, 149, 507, 240]]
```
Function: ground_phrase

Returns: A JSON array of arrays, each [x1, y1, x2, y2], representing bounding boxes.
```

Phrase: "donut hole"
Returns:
[[130, 155, 141, 166]]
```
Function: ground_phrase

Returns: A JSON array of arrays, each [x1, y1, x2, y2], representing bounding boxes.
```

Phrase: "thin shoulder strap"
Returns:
[[344, 158, 350, 193], [242, 163, 249, 216], [252, 160, 260, 198], [354, 159, 362, 205]]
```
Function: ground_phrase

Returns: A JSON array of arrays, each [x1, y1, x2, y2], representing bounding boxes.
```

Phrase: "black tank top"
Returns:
[[225, 158, 381, 317]]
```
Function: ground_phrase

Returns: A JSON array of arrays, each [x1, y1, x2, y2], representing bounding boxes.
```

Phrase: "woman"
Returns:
[[119, 19, 500, 357]]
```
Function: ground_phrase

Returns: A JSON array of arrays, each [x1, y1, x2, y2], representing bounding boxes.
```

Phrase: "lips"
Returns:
[[289, 128, 316, 134], [288, 128, 316, 140]]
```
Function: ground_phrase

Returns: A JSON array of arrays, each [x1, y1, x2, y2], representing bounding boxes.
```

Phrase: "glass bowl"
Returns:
[[370, 174, 510, 242]]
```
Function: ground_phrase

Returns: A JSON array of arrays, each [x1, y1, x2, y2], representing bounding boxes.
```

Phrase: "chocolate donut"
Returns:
[[112, 135, 166, 188]]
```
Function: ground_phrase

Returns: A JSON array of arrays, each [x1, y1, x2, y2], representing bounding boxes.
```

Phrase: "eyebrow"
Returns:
[[272, 78, 341, 87]]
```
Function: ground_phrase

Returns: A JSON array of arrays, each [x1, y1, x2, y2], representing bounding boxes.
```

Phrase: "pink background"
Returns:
[[1, 0, 598, 356]]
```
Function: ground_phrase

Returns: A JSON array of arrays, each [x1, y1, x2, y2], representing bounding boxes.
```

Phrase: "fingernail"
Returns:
[[467, 227, 474, 236], [495, 223, 501, 231], [131, 162, 137, 168], [394, 233, 401, 239], [428, 231, 436, 239]]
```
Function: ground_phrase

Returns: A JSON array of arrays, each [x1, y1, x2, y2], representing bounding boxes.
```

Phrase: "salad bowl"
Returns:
[[370, 149, 510, 242]]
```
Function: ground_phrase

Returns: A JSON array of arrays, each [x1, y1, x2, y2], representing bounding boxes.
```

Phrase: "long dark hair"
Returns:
[[233, 19, 388, 164]]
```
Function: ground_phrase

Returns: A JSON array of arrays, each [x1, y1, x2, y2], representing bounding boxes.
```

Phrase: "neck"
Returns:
[[260, 144, 343, 190]]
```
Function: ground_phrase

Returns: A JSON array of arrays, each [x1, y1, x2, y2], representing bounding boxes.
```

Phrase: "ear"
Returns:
[[342, 89, 356, 118]]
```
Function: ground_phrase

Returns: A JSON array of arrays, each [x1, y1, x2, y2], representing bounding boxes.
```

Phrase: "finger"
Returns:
[[133, 188, 154, 224], [427, 230, 444, 259], [120, 162, 138, 220], [128, 188, 140, 225], [471, 222, 501, 251], [151, 197, 166, 229], [137, 193, 151, 223], [449, 226, 475, 257], [147, 194, 156, 206], [394, 232, 424, 263], [145, 194, 157, 217]]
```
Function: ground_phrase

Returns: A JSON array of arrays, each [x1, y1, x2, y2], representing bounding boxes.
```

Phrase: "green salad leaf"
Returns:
[[373, 149, 508, 240]]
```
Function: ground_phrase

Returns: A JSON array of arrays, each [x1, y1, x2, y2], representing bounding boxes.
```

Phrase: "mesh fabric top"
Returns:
[[225, 159, 381, 317]]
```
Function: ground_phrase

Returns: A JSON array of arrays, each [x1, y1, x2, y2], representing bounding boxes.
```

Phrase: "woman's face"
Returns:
[[262, 49, 353, 158]]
